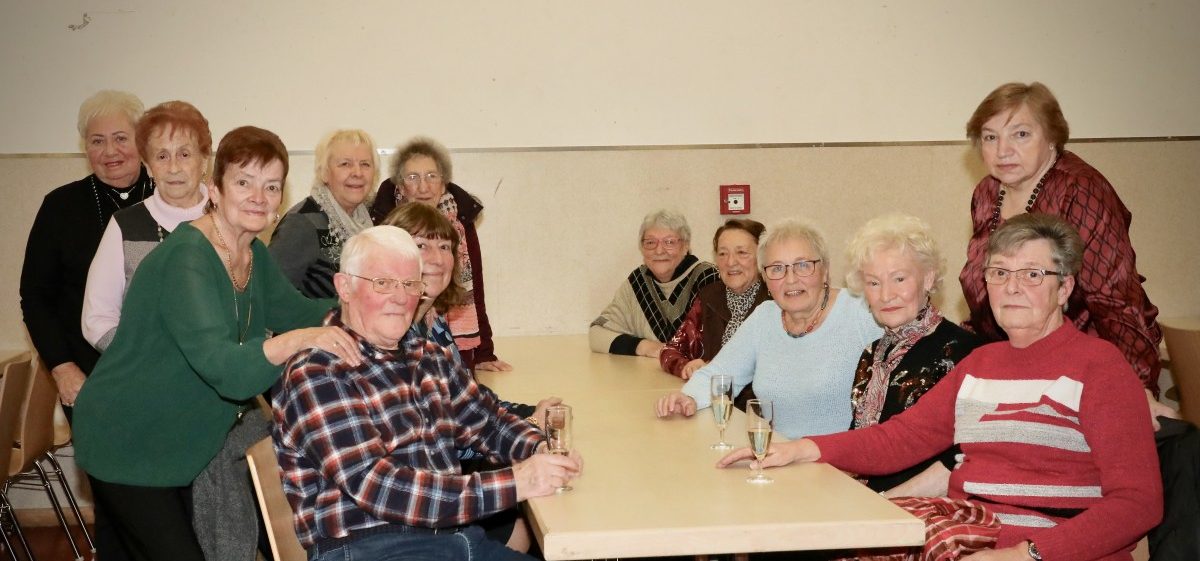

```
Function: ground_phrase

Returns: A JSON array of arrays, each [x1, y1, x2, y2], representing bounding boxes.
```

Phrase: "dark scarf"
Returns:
[[853, 304, 943, 429]]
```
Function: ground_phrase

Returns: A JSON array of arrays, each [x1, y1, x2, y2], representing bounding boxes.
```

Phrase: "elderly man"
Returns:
[[271, 225, 580, 561]]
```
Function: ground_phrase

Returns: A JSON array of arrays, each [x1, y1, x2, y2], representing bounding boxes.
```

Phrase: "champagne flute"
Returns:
[[745, 399, 774, 484], [710, 374, 734, 450], [544, 404, 574, 493]]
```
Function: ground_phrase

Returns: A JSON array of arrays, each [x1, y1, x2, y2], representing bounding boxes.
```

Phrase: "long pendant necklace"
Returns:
[[211, 215, 253, 292], [784, 284, 830, 338], [89, 175, 152, 230], [990, 155, 1058, 232]]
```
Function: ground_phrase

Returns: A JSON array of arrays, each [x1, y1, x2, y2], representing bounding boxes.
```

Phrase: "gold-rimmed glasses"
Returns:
[[345, 274, 427, 296]]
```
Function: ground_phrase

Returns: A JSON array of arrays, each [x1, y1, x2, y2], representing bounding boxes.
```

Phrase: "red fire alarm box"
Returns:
[[720, 184, 750, 215]]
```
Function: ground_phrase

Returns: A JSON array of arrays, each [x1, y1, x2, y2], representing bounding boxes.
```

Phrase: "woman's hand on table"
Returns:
[[515, 448, 583, 500], [476, 358, 512, 372], [636, 339, 664, 358], [264, 326, 362, 366], [715, 439, 821, 469], [655, 392, 697, 418], [50, 362, 87, 407], [680, 359, 706, 380]]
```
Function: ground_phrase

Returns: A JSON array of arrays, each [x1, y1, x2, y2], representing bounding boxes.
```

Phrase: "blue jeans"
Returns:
[[309, 525, 534, 561]]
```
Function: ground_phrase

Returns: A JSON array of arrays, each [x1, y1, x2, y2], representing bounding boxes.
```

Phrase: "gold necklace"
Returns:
[[210, 215, 253, 291], [784, 284, 830, 338]]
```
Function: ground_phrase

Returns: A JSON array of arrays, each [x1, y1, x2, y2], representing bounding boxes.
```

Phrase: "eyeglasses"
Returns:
[[401, 172, 444, 186], [762, 259, 822, 280], [641, 237, 682, 251], [982, 267, 1063, 287], [346, 273, 427, 296]]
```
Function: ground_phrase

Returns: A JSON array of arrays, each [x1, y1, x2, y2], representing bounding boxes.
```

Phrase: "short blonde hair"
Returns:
[[77, 90, 143, 138], [844, 213, 944, 295], [315, 129, 379, 193], [759, 219, 829, 271], [639, 209, 692, 245]]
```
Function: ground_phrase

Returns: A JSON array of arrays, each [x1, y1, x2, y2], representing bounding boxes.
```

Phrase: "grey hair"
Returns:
[[758, 219, 830, 270], [844, 213, 945, 295], [314, 129, 379, 194], [340, 225, 422, 275], [77, 90, 144, 138], [389, 136, 453, 185], [638, 209, 692, 245], [986, 213, 1083, 276]]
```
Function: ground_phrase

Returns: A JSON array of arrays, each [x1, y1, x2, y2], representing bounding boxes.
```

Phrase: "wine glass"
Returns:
[[745, 399, 774, 484], [710, 374, 734, 450], [544, 404, 574, 493]]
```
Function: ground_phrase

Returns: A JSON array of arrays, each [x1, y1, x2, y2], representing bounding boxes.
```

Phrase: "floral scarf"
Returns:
[[852, 304, 943, 429]]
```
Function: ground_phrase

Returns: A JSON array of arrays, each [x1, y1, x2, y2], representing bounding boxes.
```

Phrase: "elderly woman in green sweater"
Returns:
[[73, 126, 358, 561]]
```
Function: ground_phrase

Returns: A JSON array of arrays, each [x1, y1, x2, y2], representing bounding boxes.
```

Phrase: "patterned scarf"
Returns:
[[853, 304, 943, 429], [311, 183, 373, 259], [722, 279, 762, 345]]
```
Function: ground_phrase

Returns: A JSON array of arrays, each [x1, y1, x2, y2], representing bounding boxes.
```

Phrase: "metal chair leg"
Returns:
[[31, 462, 82, 561], [0, 492, 34, 561], [40, 452, 93, 553]]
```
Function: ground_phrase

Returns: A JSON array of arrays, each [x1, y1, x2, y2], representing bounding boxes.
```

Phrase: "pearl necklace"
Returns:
[[210, 215, 253, 292], [783, 283, 830, 338], [990, 155, 1058, 232]]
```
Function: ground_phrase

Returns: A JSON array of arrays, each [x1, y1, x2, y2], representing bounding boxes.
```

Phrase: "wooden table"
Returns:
[[479, 335, 924, 560]]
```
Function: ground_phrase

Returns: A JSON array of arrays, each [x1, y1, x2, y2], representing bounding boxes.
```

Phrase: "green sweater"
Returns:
[[74, 223, 332, 486]]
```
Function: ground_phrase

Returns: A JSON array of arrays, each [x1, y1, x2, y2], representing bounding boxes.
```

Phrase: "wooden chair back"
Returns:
[[10, 354, 59, 476], [1162, 318, 1200, 425], [0, 353, 33, 480], [246, 437, 307, 561]]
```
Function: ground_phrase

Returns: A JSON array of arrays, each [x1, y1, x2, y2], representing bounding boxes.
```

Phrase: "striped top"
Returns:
[[812, 322, 1161, 561]]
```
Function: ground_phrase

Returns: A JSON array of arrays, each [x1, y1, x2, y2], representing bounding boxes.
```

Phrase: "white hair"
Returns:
[[77, 90, 144, 138], [340, 226, 422, 274], [639, 209, 692, 244], [758, 219, 829, 268]]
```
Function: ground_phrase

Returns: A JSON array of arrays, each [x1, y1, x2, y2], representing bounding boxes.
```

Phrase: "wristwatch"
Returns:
[[1027, 540, 1043, 560]]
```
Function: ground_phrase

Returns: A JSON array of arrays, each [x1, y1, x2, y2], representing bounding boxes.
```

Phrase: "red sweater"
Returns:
[[811, 323, 1161, 561]]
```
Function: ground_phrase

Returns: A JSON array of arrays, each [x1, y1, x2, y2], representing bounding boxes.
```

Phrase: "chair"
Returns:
[[246, 437, 306, 561], [6, 355, 93, 561], [1160, 317, 1200, 425], [0, 353, 35, 561]]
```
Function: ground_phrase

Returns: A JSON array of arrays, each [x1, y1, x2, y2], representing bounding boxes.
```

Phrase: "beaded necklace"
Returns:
[[990, 155, 1058, 232], [89, 175, 150, 231], [783, 283, 830, 338], [210, 214, 254, 344]]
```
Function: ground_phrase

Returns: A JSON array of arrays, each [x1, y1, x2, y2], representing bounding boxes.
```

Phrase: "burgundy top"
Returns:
[[959, 150, 1162, 395]]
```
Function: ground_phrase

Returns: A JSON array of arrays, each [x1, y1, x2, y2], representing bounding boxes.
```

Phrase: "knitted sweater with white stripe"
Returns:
[[812, 322, 1162, 561]]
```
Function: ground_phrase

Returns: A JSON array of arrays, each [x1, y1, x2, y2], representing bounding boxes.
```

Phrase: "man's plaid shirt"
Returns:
[[270, 310, 542, 548]]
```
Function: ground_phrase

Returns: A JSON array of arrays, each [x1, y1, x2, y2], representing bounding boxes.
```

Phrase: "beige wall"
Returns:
[[3, 140, 1198, 355], [2, 1, 1198, 153]]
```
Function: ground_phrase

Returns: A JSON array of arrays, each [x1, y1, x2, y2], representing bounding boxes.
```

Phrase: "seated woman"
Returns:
[[722, 214, 1162, 561], [590, 209, 718, 358], [383, 201, 558, 554], [844, 214, 981, 497], [270, 129, 377, 298], [660, 218, 770, 380], [73, 126, 355, 561], [656, 219, 881, 439], [83, 100, 212, 351]]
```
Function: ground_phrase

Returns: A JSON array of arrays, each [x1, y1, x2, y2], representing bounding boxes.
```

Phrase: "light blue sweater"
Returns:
[[681, 291, 881, 439]]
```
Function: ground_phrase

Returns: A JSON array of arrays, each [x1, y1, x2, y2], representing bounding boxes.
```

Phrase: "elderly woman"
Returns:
[[844, 214, 981, 496], [656, 219, 881, 439], [83, 100, 212, 351], [371, 136, 509, 371], [591, 210, 718, 358], [724, 214, 1162, 561], [959, 82, 1170, 422], [73, 126, 356, 561], [383, 202, 559, 553], [270, 129, 377, 298], [660, 218, 770, 380], [20, 90, 153, 411]]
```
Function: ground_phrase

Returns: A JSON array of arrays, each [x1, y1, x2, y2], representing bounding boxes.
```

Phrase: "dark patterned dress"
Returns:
[[849, 320, 982, 492]]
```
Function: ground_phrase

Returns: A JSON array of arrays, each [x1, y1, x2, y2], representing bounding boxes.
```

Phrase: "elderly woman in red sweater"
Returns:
[[720, 214, 1161, 561]]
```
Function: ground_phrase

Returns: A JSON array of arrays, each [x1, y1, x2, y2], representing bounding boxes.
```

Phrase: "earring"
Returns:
[[272, 213, 280, 224]]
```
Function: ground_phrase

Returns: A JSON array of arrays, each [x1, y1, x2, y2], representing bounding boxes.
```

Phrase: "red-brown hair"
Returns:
[[135, 101, 212, 163], [966, 82, 1070, 152], [213, 126, 289, 193], [712, 218, 766, 253], [382, 202, 466, 313]]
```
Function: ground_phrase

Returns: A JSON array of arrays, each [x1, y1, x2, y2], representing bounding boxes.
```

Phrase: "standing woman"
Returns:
[[959, 82, 1170, 419], [73, 126, 359, 561], [371, 137, 510, 371], [83, 100, 211, 350], [270, 129, 377, 298], [20, 90, 152, 410]]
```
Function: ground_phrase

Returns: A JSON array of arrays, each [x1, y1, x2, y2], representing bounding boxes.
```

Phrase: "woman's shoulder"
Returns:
[[40, 176, 92, 207], [282, 197, 328, 221], [448, 182, 484, 222]]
